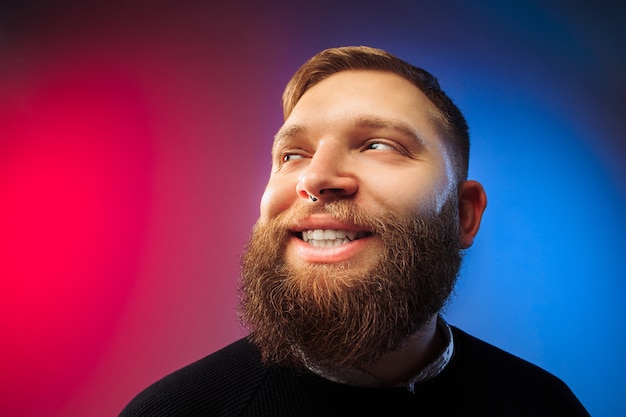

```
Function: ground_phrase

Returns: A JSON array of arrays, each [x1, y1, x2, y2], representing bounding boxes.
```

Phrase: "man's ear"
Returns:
[[457, 180, 487, 249]]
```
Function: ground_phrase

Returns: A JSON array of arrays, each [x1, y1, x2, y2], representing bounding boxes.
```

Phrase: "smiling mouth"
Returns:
[[298, 229, 371, 248]]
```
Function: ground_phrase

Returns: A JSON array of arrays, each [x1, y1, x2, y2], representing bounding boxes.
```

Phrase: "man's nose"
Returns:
[[295, 143, 358, 203]]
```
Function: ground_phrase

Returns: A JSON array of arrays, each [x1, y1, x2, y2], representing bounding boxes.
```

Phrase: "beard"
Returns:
[[238, 196, 463, 370]]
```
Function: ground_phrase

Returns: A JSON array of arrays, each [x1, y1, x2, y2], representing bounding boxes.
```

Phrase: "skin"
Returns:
[[259, 70, 487, 385]]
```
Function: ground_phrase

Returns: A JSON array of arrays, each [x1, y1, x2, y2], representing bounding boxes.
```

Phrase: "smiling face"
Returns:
[[260, 70, 457, 271], [238, 70, 481, 368]]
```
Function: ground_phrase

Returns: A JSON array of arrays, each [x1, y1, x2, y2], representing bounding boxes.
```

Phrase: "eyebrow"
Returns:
[[274, 124, 305, 145], [352, 115, 426, 146], [271, 125, 303, 157], [272, 114, 427, 152]]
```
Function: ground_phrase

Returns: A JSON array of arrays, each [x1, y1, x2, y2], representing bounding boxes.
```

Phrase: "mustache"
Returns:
[[268, 199, 402, 234]]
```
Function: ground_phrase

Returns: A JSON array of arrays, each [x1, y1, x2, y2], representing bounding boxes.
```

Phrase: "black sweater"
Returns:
[[120, 326, 589, 416]]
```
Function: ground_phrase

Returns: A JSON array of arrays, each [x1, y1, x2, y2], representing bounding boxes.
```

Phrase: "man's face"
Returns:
[[239, 70, 462, 368], [261, 70, 457, 268]]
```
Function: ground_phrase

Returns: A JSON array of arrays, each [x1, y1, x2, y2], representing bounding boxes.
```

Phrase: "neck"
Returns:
[[361, 314, 444, 387]]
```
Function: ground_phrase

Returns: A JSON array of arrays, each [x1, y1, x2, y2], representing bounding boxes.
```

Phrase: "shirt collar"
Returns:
[[305, 315, 454, 391]]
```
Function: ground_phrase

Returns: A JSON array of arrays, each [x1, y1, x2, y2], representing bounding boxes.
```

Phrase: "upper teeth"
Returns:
[[301, 229, 364, 248]]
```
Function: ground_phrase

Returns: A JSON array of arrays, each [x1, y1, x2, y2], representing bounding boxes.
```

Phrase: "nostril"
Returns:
[[297, 189, 311, 200], [318, 188, 345, 197]]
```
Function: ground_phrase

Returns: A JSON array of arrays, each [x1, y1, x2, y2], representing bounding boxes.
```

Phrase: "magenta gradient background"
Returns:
[[1, 1, 624, 416]]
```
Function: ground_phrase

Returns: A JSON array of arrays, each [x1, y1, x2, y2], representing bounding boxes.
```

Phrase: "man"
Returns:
[[120, 46, 589, 416]]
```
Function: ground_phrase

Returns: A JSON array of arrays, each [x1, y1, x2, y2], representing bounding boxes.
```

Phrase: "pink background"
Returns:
[[1, 3, 278, 414]]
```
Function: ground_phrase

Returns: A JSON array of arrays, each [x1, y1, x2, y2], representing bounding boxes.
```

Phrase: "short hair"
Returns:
[[281, 46, 470, 181]]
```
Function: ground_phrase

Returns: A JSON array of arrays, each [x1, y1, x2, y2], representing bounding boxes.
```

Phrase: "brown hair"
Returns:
[[281, 46, 470, 181]]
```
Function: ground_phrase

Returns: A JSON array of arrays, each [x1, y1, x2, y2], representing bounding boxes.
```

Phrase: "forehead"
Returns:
[[276, 70, 447, 146]]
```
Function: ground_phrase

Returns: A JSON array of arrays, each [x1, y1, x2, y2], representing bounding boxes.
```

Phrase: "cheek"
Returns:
[[370, 173, 451, 217], [432, 143, 457, 212], [391, 163, 456, 216], [259, 180, 293, 220], [431, 172, 456, 214], [259, 188, 275, 220]]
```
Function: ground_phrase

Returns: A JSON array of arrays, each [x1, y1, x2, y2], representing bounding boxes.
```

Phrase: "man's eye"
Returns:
[[366, 141, 396, 151], [282, 153, 304, 162]]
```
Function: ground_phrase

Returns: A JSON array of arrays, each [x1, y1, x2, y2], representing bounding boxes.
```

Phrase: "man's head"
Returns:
[[282, 45, 470, 182], [238, 46, 486, 369]]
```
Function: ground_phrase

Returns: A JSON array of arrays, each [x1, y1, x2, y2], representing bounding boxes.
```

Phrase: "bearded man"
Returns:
[[120, 46, 589, 416]]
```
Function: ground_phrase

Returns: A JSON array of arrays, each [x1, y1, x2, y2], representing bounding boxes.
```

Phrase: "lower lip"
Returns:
[[287, 235, 373, 264]]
